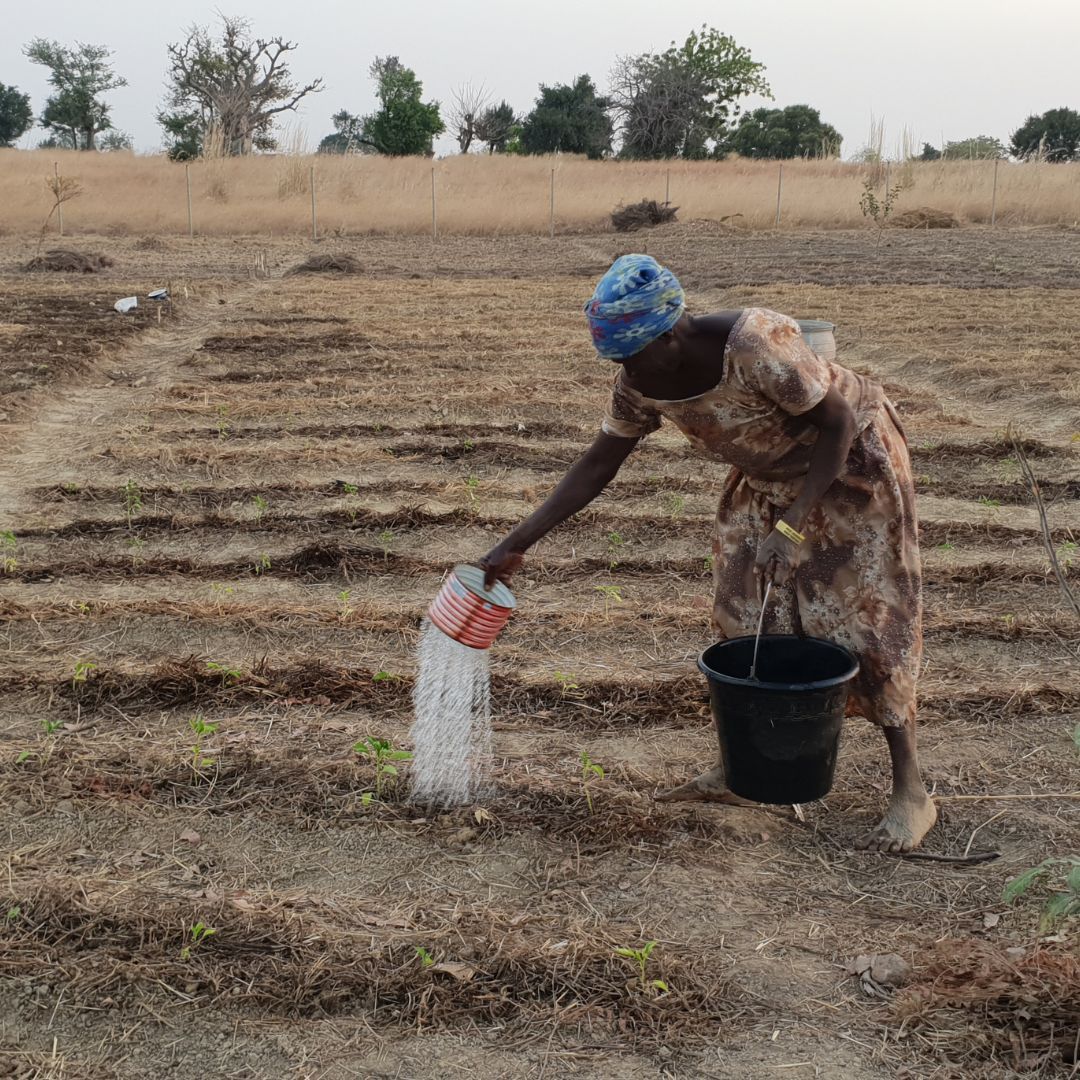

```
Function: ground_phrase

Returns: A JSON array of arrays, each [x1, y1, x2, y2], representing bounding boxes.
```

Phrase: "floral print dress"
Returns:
[[602, 308, 921, 729]]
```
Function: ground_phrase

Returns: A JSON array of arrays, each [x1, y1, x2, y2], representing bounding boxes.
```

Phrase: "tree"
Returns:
[[448, 83, 489, 153], [161, 16, 323, 158], [919, 142, 941, 161], [610, 25, 770, 159], [942, 135, 1007, 160], [725, 105, 840, 159], [474, 101, 518, 153], [318, 110, 364, 154], [359, 57, 444, 156], [24, 39, 126, 150], [0, 84, 33, 147], [1011, 108, 1080, 162], [520, 75, 612, 159], [99, 130, 133, 151]]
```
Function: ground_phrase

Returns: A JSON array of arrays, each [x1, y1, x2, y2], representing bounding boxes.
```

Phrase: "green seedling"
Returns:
[[360, 791, 373, 808], [606, 530, 625, 569], [462, 437, 475, 452], [251, 494, 268, 519], [579, 750, 605, 814], [121, 479, 142, 523], [937, 541, 956, 552], [415, 946, 435, 968], [342, 482, 359, 496], [554, 671, 582, 699], [41, 718, 64, 735], [614, 940, 667, 992], [206, 661, 242, 687], [372, 670, 401, 683], [0, 531, 17, 574], [666, 493, 685, 519], [703, 553, 715, 574], [377, 529, 394, 561], [859, 176, 906, 241], [463, 474, 481, 505], [594, 583, 623, 614], [16, 750, 32, 764], [6, 907, 21, 921], [216, 405, 231, 440], [338, 589, 352, 620], [127, 536, 146, 564], [72, 659, 97, 691], [252, 552, 271, 575], [181, 921, 217, 960], [1057, 540, 1078, 569], [189, 714, 218, 770], [998, 457, 1021, 483], [978, 496, 1001, 509], [1003, 857, 1080, 932], [353, 736, 412, 798]]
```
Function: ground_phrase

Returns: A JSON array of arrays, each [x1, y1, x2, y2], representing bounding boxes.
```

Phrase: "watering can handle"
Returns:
[[748, 581, 772, 682]]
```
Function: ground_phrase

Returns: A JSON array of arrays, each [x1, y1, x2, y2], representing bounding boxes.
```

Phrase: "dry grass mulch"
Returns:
[[23, 249, 115, 273]]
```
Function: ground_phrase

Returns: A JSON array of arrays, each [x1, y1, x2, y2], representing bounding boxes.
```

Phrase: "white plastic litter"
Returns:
[[114, 297, 138, 314], [147, 288, 169, 300]]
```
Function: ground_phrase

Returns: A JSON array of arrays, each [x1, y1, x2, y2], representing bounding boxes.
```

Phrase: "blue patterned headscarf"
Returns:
[[583, 254, 685, 360]]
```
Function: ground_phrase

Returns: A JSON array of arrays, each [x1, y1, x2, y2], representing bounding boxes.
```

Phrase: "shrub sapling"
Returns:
[[615, 940, 668, 992], [353, 736, 412, 798]]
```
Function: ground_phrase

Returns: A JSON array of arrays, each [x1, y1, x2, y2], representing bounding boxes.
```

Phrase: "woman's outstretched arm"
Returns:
[[480, 431, 639, 588]]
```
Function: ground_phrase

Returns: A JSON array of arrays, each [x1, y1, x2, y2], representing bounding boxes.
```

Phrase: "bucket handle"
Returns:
[[748, 581, 772, 681]]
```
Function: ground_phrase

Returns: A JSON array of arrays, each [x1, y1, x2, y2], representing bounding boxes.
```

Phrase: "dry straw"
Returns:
[[2, 149, 1079, 235]]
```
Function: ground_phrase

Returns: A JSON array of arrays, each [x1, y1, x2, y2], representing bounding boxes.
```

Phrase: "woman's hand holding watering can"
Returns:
[[479, 540, 525, 591]]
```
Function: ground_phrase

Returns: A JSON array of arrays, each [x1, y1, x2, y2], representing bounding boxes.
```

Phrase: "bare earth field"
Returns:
[[0, 225, 1078, 1079]]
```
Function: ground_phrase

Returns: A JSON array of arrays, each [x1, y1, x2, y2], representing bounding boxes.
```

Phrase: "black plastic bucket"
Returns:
[[698, 635, 859, 805]]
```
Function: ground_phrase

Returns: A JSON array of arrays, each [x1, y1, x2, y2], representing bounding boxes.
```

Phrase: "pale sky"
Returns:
[[2, 0, 1076, 157]]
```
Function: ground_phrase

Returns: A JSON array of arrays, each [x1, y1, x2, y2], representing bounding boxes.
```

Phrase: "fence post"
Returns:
[[431, 167, 437, 241], [54, 161, 63, 236], [549, 168, 555, 239], [310, 166, 318, 241], [185, 164, 193, 238], [990, 158, 999, 227], [665, 167, 671, 206], [774, 164, 783, 228]]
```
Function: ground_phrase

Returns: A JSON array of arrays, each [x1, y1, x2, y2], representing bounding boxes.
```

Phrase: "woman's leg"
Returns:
[[857, 721, 937, 852]]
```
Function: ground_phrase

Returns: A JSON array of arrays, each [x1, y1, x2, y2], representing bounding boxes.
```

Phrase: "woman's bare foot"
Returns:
[[654, 765, 754, 805], [856, 792, 937, 853]]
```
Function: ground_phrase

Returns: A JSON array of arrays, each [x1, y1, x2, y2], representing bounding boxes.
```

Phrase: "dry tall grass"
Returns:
[[1, 148, 1079, 236]]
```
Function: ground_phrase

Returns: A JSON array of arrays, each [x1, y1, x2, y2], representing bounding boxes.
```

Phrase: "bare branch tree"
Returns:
[[447, 82, 489, 154], [164, 16, 323, 156]]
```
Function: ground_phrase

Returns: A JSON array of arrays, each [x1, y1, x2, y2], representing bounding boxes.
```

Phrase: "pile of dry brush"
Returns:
[[23, 249, 114, 273], [285, 253, 362, 275], [611, 200, 678, 233]]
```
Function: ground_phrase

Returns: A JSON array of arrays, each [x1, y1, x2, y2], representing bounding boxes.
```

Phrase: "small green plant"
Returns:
[[372, 670, 401, 683], [189, 714, 218, 770], [462, 437, 475, 452], [594, 583, 623, 614], [252, 552, 271, 575], [342, 482, 359, 496], [463, 473, 481, 505], [126, 536, 146, 565], [859, 176, 905, 237], [579, 750, 605, 813], [216, 404, 231, 440], [72, 659, 97, 691], [353, 736, 412, 798], [554, 671, 582, 698], [0, 531, 17, 574], [998, 457, 1021, 483], [360, 790, 374, 808], [251, 494, 268, 519], [1057, 540, 1078, 569], [606, 531, 625, 569], [415, 946, 435, 968], [181, 921, 217, 960], [16, 750, 32, 764], [703, 553, 715, 574], [206, 661, 242, 687], [937, 541, 956, 552], [377, 529, 394, 561], [665, 493, 685, 519], [41, 718, 64, 735], [977, 496, 1001, 509], [1003, 857, 1080, 932], [614, 940, 667, 992], [338, 589, 352, 620], [121, 479, 142, 523], [6, 906, 21, 921]]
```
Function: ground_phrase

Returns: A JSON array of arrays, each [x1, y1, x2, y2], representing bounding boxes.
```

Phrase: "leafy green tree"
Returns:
[[1010, 107, 1080, 161], [611, 25, 770, 159], [24, 39, 126, 150], [99, 130, 133, 151], [918, 142, 942, 161], [161, 16, 323, 158], [520, 75, 612, 159], [318, 109, 363, 154], [0, 83, 33, 147], [942, 135, 1007, 160], [474, 101, 518, 153], [725, 105, 840, 159], [359, 57, 444, 156]]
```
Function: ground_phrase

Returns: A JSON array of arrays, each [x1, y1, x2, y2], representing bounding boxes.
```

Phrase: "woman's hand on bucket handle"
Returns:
[[479, 539, 525, 590], [754, 528, 800, 587]]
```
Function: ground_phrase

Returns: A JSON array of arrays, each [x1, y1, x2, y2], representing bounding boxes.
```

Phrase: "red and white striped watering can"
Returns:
[[427, 564, 516, 650]]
